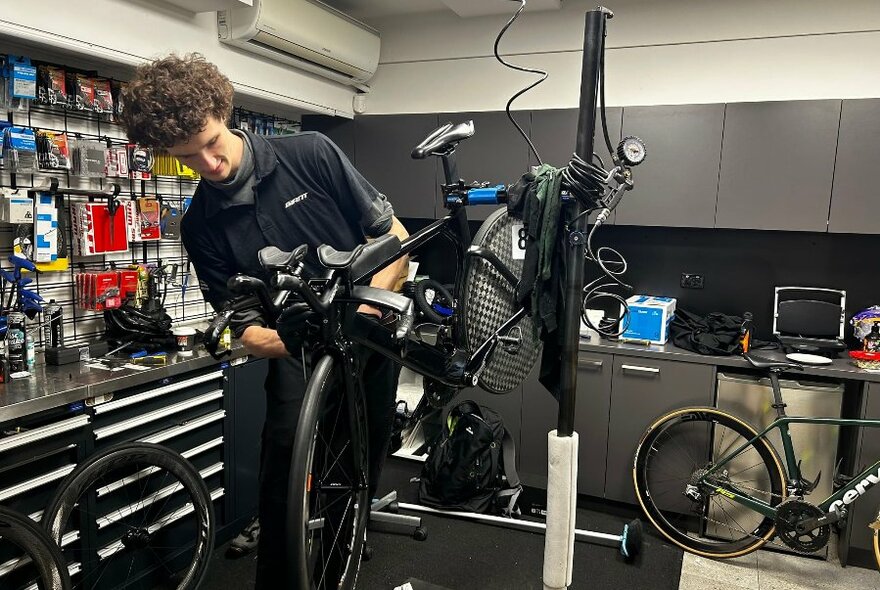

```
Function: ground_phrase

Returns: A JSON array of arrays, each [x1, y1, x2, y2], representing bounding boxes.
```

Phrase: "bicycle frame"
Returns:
[[702, 415, 880, 519], [337, 201, 527, 390]]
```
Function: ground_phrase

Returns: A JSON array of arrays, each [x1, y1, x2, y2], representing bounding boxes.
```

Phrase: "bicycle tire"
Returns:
[[874, 505, 880, 575], [42, 442, 214, 590], [633, 407, 787, 558], [289, 354, 369, 590], [0, 505, 71, 590]]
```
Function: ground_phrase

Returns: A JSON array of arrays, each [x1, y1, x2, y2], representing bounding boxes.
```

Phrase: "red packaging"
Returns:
[[118, 270, 139, 302], [94, 271, 120, 310], [72, 202, 129, 255]]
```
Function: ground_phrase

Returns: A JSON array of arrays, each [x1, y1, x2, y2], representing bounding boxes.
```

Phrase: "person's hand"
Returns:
[[357, 304, 383, 319], [276, 302, 318, 353]]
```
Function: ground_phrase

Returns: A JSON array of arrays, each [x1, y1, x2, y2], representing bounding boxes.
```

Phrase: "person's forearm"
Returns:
[[240, 326, 289, 358], [369, 216, 409, 291]]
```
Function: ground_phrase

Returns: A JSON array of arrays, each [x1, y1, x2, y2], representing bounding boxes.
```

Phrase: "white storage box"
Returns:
[[621, 295, 676, 344]]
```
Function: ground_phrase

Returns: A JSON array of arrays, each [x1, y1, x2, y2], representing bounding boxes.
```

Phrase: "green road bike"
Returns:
[[633, 353, 880, 572]]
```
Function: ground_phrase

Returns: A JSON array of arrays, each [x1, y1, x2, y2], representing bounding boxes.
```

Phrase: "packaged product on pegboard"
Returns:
[[124, 197, 161, 242], [70, 201, 129, 255]]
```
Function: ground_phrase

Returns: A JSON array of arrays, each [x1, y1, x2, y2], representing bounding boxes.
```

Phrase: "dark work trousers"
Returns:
[[255, 348, 401, 589]]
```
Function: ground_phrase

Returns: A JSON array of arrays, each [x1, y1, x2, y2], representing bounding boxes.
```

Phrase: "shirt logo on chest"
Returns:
[[285, 192, 309, 208]]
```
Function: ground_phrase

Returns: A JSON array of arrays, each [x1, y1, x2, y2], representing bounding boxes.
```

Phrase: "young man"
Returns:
[[120, 53, 408, 587]]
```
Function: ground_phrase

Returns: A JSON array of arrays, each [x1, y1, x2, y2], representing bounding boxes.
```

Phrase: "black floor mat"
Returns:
[[199, 457, 683, 589]]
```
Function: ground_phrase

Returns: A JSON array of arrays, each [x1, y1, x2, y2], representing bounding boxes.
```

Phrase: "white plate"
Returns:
[[786, 352, 833, 365]]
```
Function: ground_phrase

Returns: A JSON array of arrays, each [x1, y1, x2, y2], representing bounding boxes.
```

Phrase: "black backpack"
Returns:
[[418, 400, 521, 516]]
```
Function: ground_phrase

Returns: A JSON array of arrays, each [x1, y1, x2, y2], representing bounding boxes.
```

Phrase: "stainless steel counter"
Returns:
[[578, 336, 880, 383], [0, 345, 249, 423]]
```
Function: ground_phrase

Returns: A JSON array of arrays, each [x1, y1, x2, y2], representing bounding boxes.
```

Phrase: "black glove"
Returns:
[[276, 302, 318, 353]]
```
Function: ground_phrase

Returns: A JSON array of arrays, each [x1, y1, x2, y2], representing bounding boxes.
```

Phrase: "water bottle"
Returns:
[[6, 312, 26, 374]]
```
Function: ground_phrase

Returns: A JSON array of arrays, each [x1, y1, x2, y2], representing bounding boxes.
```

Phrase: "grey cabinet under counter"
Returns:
[[355, 114, 440, 219], [519, 353, 613, 498], [604, 356, 715, 504], [715, 100, 841, 232], [846, 381, 880, 568], [828, 99, 880, 234], [616, 104, 723, 228]]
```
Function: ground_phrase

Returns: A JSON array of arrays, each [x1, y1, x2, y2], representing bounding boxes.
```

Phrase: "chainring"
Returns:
[[774, 499, 830, 553]]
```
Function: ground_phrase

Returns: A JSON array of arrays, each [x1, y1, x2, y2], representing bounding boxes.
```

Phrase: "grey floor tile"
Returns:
[[680, 552, 759, 589], [679, 572, 756, 590], [756, 548, 876, 589]]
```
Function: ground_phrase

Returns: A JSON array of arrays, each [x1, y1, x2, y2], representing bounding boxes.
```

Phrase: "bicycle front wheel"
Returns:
[[289, 354, 369, 590], [0, 505, 71, 590], [634, 407, 787, 558], [42, 442, 214, 590]]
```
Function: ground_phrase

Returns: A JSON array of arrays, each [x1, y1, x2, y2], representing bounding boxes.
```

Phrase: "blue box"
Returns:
[[621, 295, 676, 344]]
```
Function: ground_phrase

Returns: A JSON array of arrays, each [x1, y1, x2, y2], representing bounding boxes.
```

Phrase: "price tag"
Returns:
[[511, 223, 526, 260]]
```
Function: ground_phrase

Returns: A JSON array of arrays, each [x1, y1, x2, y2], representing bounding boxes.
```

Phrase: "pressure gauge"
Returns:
[[617, 136, 647, 166]]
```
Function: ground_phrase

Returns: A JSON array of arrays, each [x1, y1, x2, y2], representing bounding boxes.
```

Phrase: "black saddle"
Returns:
[[744, 353, 803, 372], [318, 233, 401, 280], [411, 120, 475, 159]]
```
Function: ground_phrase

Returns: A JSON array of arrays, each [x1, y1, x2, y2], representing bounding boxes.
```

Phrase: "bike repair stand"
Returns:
[[385, 7, 641, 580], [543, 8, 619, 590]]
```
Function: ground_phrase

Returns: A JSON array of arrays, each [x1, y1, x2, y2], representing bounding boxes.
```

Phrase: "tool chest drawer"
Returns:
[[90, 369, 225, 447], [0, 405, 88, 521]]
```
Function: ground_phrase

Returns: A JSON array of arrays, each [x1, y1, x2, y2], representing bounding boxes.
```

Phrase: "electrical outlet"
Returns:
[[681, 273, 705, 289]]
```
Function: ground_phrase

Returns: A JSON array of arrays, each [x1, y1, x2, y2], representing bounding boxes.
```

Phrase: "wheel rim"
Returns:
[[301, 368, 367, 590], [635, 408, 785, 557], [44, 446, 213, 590], [0, 507, 71, 590]]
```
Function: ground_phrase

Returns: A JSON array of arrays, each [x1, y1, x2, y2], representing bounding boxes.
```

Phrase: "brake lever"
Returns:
[[203, 308, 236, 360]]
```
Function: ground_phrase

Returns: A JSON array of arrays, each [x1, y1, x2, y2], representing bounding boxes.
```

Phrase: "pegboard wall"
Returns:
[[0, 51, 301, 349]]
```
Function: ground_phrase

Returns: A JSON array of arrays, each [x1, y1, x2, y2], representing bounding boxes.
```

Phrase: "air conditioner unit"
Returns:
[[218, 0, 380, 89]]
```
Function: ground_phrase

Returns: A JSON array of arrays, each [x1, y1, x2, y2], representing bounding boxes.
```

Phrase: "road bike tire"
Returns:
[[633, 407, 787, 558], [0, 505, 71, 590], [289, 354, 369, 590], [42, 442, 214, 590], [873, 505, 880, 575]]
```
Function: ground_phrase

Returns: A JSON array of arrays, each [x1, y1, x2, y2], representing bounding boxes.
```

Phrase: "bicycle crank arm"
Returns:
[[796, 510, 842, 534]]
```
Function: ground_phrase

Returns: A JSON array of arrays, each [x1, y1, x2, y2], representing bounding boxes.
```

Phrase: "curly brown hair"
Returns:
[[120, 53, 234, 147]]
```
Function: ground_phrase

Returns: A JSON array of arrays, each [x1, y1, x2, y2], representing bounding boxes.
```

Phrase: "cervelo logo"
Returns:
[[829, 465, 880, 513], [285, 192, 308, 208]]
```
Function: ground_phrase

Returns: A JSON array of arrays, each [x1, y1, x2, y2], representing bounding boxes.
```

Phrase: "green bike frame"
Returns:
[[703, 415, 880, 518]]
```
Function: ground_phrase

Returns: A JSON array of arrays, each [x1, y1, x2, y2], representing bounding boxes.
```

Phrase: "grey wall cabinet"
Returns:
[[616, 104, 724, 228], [442, 111, 532, 221], [829, 99, 880, 234], [604, 357, 715, 504], [519, 353, 613, 497], [715, 100, 841, 232], [300, 114, 356, 161], [529, 108, 622, 224], [354, 114, 440, 219], [846, 382, 880, 566]]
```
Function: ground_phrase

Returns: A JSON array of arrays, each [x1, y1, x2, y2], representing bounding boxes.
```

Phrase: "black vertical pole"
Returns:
[[557, 8, 607, 436]]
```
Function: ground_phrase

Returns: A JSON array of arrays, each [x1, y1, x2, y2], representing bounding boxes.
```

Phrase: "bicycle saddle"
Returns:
[[743, 353, 803, 372], [411, 120, 475, 159], [318, 234, 401, 280]]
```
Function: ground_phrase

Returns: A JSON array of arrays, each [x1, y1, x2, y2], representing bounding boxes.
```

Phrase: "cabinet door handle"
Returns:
[[578, 359, 604, 370], [621, 364, 660, 376]]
